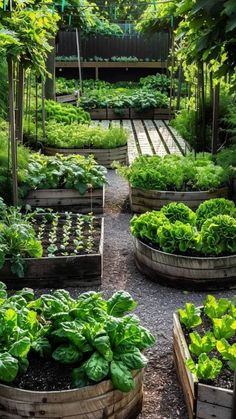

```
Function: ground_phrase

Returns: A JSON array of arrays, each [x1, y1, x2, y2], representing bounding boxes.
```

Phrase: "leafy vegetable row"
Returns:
[[0, 285, 155, 393], [116, 153, 229, 191], [43, 122, 128, 149], [178, 295, 236, 381], [130, 199, 236, 256]]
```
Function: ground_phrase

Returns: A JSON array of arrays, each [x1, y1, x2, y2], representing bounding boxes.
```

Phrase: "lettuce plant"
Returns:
[[200, 215, 236, 256], [161, 202, 196, 225], [213, 316, 236, 340], [196, 198, 236, 228], [0, 286, 155, 392], [189, 332, 216, 357], [204, 295, 231, 320], [216, 339, 236, 371], [186, 354, 222, 381], [178, 303, 202, 330]]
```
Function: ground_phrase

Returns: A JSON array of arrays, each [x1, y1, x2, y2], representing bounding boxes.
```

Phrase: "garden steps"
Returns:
[[90, 119, 187, 164]]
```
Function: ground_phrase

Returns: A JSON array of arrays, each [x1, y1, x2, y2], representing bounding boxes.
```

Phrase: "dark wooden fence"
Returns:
[[57, 30, 170, 61]]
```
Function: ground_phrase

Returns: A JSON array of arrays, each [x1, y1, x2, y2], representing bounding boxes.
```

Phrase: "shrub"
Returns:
[[196, 198, 236, 228], [200, 215, 236, 255], [39, 100, 90, 124]]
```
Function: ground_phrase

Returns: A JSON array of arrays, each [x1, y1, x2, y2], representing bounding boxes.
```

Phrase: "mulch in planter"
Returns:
[[181, 309, 234, 390]]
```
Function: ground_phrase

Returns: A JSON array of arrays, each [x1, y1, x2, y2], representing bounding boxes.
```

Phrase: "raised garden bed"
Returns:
[[133, 237, 236, 290], [173, 311, 233, 419], [1, 215, 104, 288], [129, 186, 229, 213], [0, 369, 143, 419], [23, 186, 105, 213], [89, 107, 173, 120], [43, 145, 128, 169]]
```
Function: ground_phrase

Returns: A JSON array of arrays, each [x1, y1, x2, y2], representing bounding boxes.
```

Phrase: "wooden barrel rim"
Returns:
[[130, 186, 229, 195], [44, 144, 128, 153]]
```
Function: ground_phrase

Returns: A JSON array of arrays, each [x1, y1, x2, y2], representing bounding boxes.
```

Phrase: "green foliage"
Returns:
[[0, 286, 155, 392], [186, 353, 222, 381], [213, 316, 236, 340], [130, 212, 169, 245], [44, 122, 128, 149], [158, 221, 197, 254], [200, 215, 236, 256], [0, 57, 7, 118], [170, 110, 197, 147], [130, 199, 236, 257], [204, 295, 231, 320], [189, 332, 216, 357], [178, 303, 202, 330], [196, 199, 236, 228], [42, 100, 90, 124], [0, 202, 43, 277], [161, 202, 196, 225], [118, 153, 228, 192], [216, 144, 236, 178], [139, 74, 170, 93], [216, 339, 236, 371]]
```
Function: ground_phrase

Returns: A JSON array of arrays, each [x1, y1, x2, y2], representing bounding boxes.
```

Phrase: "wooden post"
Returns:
[[8, 58, 18, 206], [45, 37, 56, 100], [75, 28, 83, 93], [16, 63, 24, 143], [212, 83, 220, 155]]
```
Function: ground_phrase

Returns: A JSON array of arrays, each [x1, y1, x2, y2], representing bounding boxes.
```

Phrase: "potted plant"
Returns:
[[173, 295, 235, 418], [116, 153, 230, 213], [0, 286, 155, 418], [130, 199, 236, 289], [0, 200, 104, 286]]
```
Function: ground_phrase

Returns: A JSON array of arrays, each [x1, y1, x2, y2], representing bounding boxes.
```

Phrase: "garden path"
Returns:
[[90, 119, 189, 163]]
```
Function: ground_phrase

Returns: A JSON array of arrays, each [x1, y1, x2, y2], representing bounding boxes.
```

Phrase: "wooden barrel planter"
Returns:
[[23, 186, 105, 214], [129, 186, 229, 213], [0, 219, 104, 289], [133, 237, 236, 290], [173, 313, 233, 419], [43, 145, 128, 169], [0, 370, 143, 419]]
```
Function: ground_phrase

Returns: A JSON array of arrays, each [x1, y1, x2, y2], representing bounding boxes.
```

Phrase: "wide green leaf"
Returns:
[[85, 352, 109, 382], [0, 353, 19, 382], [110, 360, 135, 392]]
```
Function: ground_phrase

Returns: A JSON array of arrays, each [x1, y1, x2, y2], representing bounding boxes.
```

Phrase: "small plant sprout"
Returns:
[[47, 213, 59, 257], [61, 212, 72, 256], [86, 213, 95, 253], [73, 214, 85, 254]]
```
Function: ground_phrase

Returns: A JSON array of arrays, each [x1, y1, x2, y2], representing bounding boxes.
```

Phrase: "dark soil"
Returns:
[[9, 171, 236, 419], [33, 214, 101, 257]]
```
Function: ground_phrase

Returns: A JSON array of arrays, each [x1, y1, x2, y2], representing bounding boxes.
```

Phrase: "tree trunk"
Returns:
[[212, 83, 220, 155], [45, 37, 56, 100]]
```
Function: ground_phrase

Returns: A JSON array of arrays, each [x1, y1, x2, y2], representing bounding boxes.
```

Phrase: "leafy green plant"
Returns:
[[200, 215, 236, 256], [216, 339, 236, 371], [178, 303, 202, 330], [161, 202, 196, 225], [186, 354, 222, 381], [117, 153, 228, 192], [130, 212, 169, 245], [0, 286, 155, 392], [204, 295, 231, 320], [213, 316, 236, 340], [189, 332, 216, 357], [44, 123, 128, 149], [158, 221, 197, 254], [196, 199, 236, 228], [0, 202, 43, 277], [40, 100, 90, 124]]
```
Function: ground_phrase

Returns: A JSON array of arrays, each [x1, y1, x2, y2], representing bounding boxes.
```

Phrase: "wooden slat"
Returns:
[[110, 120, 121, 128], [132, 120, 152, 155], [154, 120, 182, 155], [122, 119, 139, 164], [196, 400, 231, 419], [165, 121, 191, 154], [198, 384, 233, 409], [143, 120, 167, 156]]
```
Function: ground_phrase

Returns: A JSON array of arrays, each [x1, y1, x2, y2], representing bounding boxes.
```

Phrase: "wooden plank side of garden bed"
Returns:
[[198, 384, 233, 409], [196, 400, 231, 419], [23, 187, 105, 214]]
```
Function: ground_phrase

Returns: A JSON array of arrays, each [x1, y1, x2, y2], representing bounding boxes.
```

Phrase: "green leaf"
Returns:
[[32, 337, 51, 357], [85, 352, 109, 382], [72, 366, 92, 388], [189, 331, 216, 357], [94, 335, 113, 362], [178, 303, 202, 330], [204, 295, 230, 319], [110, 360, 135, 392], [186, 353, 222, 381], [0, 353, 18, 382], [107, 291, 137, 317], [52, 344, 82, 364], [115, 347, 147, 369], [9, 337, 31, 359]]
